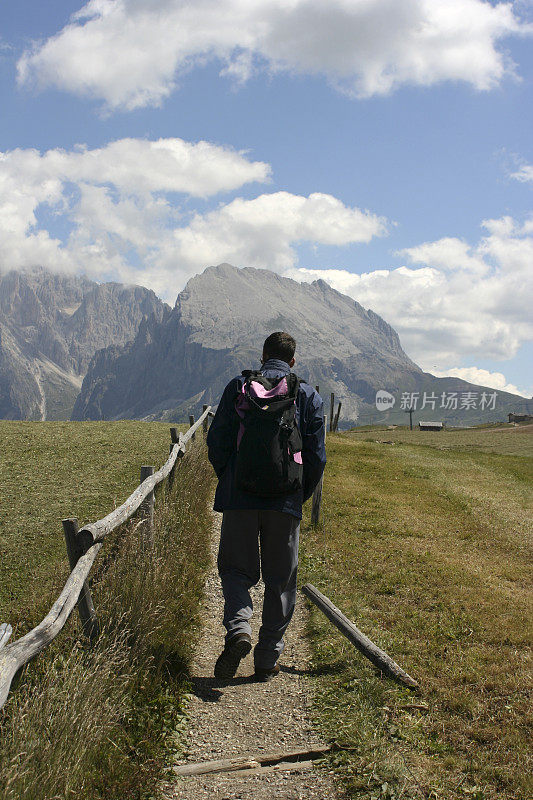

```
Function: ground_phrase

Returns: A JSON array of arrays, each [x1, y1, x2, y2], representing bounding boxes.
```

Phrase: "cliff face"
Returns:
[[0, 269, 167, 419], [73, 263, 531, 426]]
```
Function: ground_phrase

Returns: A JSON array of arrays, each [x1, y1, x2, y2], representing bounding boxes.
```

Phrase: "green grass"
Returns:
[[301, 426, 532, 800], [0, 422, 212, 800], [0, 420, 186, 629]]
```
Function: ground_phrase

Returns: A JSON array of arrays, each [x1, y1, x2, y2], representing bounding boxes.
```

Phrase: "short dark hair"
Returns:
[[263, 331, 296, 362]]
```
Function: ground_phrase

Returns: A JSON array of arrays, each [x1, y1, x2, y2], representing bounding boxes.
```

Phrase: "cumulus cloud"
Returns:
[[288, 215, 533, 364], [168, 192, 387, 276], [1, 138, 270, 200], [0, 137, 267, 282], [429, 366, 530, 397], [17, 0, 530, 110], [0, 138, 386, 298]]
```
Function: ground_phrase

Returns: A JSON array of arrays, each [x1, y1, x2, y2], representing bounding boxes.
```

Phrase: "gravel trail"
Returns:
[[163, 514, 341, 800]]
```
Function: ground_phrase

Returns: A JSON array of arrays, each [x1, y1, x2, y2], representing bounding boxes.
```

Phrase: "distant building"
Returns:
[[508, 413, 533, 423], [418, 421, 444, 431]]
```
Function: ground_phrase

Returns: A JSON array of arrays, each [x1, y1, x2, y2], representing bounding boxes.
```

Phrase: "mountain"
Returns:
[[72, 263, 532, 426], [0, 269, 167, 420]]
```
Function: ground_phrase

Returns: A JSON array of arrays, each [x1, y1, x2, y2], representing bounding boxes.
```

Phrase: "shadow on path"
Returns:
[[189, 674, 255, 702], [190, 661, 345, 702]]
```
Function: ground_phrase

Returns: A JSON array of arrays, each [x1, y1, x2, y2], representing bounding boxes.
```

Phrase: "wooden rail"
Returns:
[[301, 583, 419, 688], [0, 407, 212, 711], [78, 411, 208, 548], [0, 624, 12, 650]]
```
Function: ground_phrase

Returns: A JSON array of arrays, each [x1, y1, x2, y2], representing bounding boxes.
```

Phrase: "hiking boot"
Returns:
[[253, 664, 280, 682], [214, 633, 252, 679]]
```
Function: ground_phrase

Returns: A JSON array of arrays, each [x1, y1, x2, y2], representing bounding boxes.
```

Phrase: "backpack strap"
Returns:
[[286, 372, 301, 397]]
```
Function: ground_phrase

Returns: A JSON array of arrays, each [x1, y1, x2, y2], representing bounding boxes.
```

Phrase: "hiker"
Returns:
[[206, 331, 326, 682]]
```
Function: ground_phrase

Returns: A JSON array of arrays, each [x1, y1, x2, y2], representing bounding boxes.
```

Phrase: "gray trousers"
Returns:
[[217, 509, 300, 670]]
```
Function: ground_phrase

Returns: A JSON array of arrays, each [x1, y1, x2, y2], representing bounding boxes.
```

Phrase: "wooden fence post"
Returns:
[[62, 518, 99, 639], [329, 393, 334, 432], [311, 411, 327, 527], [168, 429, 185, 492], [168, 442, 175, 491], [333, 401, 342, 432], [189, 414, 196, 440], [169, 427, 179, 492], [202, 404, 209, 436], [311, 475, 323, 527], [139, 465, 155, 550]]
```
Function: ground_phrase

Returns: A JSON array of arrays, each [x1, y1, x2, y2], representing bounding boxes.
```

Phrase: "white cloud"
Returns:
[[428, 366, 530, 397], [0, 139, 386, 299], [510, 162, 533, 182], [288, 215, 533, 364], [0, 137, 268, 283], [168, 192, 387, 276], [398, 236, 488, 274], [1, 138, 270, 200], [17, 0, 530, 110]]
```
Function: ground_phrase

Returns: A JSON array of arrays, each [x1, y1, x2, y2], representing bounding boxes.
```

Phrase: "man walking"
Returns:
[[206, 331, 326, 682]]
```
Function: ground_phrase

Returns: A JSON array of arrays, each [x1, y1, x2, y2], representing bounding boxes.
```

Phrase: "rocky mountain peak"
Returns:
[[73, 263, 424, 422], [0, 268, 168, 419]]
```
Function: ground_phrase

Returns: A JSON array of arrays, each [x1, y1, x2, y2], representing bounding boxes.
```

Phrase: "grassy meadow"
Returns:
[[301, 424, 532, 800], [0, 421, 213, 800], [0, 421, 185, 629]]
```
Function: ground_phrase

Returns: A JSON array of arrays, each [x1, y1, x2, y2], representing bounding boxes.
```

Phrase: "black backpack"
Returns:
[[234, 370, 303, 497]]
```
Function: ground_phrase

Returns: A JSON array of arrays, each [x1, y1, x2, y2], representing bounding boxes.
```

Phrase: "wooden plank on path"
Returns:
[[229, 759, 317, 777], [174, 744, 330, 777]]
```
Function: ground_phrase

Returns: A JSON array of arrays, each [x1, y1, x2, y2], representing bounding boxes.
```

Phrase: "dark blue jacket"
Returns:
[[207, 359, 326, 520]]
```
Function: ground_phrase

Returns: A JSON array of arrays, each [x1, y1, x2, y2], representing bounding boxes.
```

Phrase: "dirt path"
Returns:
[[163, 514, 341, 800]]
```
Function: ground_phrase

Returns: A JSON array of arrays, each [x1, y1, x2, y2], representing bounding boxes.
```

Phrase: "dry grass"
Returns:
[[1, 635, 133, 800], [352, 422, 533, 456], [0, 437, 214, 800], [301, 426, 532, 800]]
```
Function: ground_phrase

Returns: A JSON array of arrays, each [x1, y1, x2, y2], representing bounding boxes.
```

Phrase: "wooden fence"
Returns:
[[0, 407, 212, 711]]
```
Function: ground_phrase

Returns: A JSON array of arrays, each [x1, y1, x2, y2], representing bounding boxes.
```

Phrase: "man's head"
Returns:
[[262, 331, 296, 367]]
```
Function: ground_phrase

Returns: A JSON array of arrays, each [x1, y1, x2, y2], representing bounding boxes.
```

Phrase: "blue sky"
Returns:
[[0, 0, 532, 395]]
